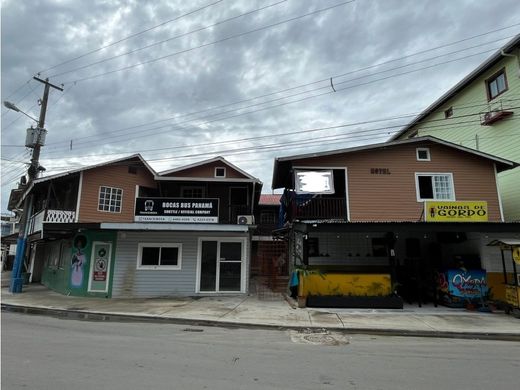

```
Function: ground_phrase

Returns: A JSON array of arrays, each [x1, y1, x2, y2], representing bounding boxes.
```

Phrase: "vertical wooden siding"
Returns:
[[78, 165, 156, 223], [295, 142, 503, 222]]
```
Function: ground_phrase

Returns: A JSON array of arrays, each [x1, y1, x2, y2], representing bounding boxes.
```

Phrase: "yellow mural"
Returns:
[[299, 273, 392, 297]]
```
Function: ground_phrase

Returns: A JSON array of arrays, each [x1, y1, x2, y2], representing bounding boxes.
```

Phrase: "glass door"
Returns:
[[199, 240, 244, 292]]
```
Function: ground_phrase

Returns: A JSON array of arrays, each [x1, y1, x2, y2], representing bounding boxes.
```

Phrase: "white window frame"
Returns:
[[136, 243, 183, 270], [415, 172, 455, 202], [214, 167, 226, 178], [416, 147, 431, 161], [98, 186, 123, 213], [195, 237, 247, 293]]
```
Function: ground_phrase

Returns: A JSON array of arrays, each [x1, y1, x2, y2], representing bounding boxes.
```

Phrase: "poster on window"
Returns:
[[88, 242, 111, 293], [134, 197, 219, 223]]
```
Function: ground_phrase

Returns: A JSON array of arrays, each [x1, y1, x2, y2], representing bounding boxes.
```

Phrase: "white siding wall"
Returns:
[[112, 231, 250, 297]]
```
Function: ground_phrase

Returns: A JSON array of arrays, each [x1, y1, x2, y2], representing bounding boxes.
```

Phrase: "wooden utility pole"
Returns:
[[10, 77, 63, 293]]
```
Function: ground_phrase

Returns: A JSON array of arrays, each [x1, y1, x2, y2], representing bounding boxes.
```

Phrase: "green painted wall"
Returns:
[[41, 230, 117, 298], [406, 50, 520, 221]]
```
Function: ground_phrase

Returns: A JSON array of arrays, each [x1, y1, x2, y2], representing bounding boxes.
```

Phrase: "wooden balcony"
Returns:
[[294, 197, 347, 221], [28, 209, 76, 234]]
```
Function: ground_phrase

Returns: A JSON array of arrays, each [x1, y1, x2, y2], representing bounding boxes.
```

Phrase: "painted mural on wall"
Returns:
[[438, 269, 488, 301], [71, 235, 87, 288]]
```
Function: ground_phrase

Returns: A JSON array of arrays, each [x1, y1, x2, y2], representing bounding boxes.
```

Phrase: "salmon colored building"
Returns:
[[272, 136, 518, 308]]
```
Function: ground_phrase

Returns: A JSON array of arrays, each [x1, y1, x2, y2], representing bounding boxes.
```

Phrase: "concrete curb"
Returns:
[[3, 303, 520, 342]]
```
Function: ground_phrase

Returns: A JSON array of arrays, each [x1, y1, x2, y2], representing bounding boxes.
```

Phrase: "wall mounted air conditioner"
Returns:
[[237, 215, 254, 225]]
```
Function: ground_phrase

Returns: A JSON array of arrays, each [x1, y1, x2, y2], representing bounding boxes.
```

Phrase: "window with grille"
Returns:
[[415, 173, 454, 201], [98, 186, 123, 213], [260, 212, 276, 225]]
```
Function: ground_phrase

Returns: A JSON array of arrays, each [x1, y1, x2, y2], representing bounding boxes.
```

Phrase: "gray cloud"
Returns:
[[2, 0, 520, 211]]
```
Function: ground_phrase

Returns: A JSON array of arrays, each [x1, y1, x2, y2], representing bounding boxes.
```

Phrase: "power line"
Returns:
[[22, 27, 517, 150], [36, 110, 520, 162], [39, 37, 516, 153], [37, 0, 226, 75], [38, 23, 520, 143], [47, 0, 288, 78], [19, 116, 518, 183], [59, 0, 356, 84], [41, 45, 512, 154], [1, 80, 37, 118]]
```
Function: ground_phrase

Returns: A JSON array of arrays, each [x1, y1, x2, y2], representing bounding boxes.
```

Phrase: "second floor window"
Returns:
[[98, 186, 123, 213], [415, 173, 454, 201], [260, 211, 276, 225], [182, 186, 204, 198], [486, 69, 507, 100]]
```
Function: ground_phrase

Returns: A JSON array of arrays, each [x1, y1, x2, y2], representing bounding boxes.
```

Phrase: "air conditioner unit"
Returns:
[[481, 110, 513, 125], [237, 215, 254, 225]]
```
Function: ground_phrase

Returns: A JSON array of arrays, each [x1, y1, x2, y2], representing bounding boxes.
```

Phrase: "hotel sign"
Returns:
[[425, 201, 488, 222], [135, 197, 219, 223]]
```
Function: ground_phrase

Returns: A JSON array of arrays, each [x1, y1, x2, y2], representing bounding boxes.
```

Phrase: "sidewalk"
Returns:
[[2, 284, 519, 340]]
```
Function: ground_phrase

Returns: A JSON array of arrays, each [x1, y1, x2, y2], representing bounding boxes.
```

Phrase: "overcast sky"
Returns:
[[2, 0, 520, 213]]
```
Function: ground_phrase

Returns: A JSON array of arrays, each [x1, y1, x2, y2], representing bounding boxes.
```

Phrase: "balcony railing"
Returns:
[[28, 209, 76, 234], [294, 197, 347, 221]]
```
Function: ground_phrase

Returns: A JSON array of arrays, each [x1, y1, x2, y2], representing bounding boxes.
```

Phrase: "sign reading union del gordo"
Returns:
[[134, 197, 219, 223], [425, 201, 488, 222]]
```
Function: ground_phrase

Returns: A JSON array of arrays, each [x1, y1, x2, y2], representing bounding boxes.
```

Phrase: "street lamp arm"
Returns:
[[3, 100, 39, 123]]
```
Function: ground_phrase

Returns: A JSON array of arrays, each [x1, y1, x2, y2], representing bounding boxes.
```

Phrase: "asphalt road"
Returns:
[[2, 312, 519, 390]]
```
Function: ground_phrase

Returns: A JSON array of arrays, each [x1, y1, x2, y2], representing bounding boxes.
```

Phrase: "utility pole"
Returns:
[[9, 77, 63, 293]]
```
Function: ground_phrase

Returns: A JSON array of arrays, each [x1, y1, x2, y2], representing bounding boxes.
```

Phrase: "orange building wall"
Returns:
[[294, 142, 503, 222], [78, 164, 156, 223]]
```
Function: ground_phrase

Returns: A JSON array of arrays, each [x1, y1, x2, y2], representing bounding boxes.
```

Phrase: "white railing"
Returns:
[[46, 209, 75, 223], [29, 209, 76, 234]]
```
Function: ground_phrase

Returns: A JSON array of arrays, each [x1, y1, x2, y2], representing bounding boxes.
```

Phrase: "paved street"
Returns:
[[2, 312, 519, 390]]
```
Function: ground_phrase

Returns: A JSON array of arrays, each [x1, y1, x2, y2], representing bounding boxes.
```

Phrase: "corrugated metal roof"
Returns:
[[259, 194, 281, 205]]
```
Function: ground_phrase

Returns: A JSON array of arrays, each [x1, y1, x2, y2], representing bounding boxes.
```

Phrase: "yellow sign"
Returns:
[[425, 201, 488, 222], [513, 246, 520, 265], [505, 285, 519, 307]]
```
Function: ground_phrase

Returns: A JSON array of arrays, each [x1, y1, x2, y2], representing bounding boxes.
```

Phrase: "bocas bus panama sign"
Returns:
[[425, 201, 488, 222], [134, 197, 219, 223]]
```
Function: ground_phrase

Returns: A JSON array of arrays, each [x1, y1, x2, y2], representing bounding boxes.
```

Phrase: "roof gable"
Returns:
[[390, 34, 520, 140], [272, 136, 517, 189], [158, 156, 261, 182], [13, 154, 157, 209], [33, 154, 156, 185]]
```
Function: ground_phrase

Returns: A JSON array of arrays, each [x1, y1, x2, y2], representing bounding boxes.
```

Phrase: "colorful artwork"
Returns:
[[71, 235, 87, 288], [444, 269, 488, 299]]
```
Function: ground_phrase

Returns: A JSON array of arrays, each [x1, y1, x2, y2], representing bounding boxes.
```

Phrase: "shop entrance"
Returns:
[[198, 239, 246, 293]]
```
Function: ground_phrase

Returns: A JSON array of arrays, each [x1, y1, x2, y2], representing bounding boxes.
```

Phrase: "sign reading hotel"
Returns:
[[135, 197, 219, 223], [425, 201, 488, 222]]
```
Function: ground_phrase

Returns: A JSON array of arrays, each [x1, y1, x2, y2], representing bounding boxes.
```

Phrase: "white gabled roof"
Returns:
[[272, 136, 517, 189], [16, 154, 156, 208], [33, 153, 156, 185], [275, 136, 516, 166], [158, 156, 262, 183]]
